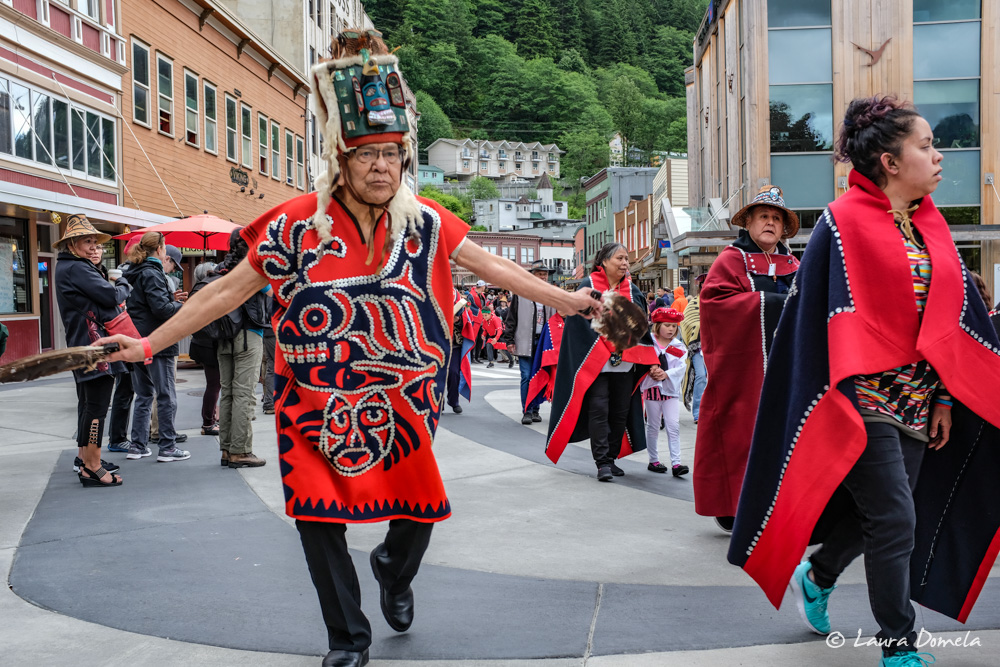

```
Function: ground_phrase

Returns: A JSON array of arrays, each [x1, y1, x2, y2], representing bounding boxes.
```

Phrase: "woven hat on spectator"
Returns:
[[309, 28, 420, 248], [651, 307, 684, 324], [54, 214, 110, 249], [731, 185, 800, 239]]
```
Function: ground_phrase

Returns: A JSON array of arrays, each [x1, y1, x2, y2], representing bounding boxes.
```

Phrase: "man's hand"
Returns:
[[560, 288, 603, 319], [506, 343, 516, 356], [928, 404, 952, 450], [96, 334, 146, 363]]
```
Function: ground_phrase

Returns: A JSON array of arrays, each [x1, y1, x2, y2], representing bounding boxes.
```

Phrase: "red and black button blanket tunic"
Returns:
[[242, 194, 468, 524], [729, 171, 1000, 622]]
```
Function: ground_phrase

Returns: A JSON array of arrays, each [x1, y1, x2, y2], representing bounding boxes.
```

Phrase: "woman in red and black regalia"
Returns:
[[544, 243, 658, 482], [97, 28, 601, 667], [729, 96, 1000, 666], [693, 186, 800, 532]]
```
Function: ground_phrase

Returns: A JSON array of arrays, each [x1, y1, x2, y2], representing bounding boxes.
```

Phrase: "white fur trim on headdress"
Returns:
[[309, 56, 421, 247]]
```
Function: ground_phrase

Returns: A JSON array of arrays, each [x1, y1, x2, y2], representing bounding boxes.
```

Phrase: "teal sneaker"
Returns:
[[788, 560, 835, 635], [880, 652, 935, 666]]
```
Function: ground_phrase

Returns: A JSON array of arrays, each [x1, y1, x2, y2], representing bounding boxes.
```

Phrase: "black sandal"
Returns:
[[79, 466, 122, 487]]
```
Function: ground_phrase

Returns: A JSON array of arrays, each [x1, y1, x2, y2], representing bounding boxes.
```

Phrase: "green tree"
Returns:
[[420, 185, 472, 222], [648, 26, 694, 98], [414, 91, 454, 161], [664, 116, 687, 154], [559, 128, 610, 185], [468, 175, 501, 200], [511, 0, 557, 59], [557, 48, 589, 74], [607, 76, 645, 166], [593, 63, 660, 104]]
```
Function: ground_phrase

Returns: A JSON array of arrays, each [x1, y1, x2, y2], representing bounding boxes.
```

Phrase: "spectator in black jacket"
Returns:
[[189, 261, 221, 435], [122, 232, 189, 463], [501, 260, 557, 425], [54, 214, 129, 486]]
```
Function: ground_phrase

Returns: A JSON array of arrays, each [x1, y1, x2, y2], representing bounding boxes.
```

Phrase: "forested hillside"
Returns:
[[366, 0, 708, 183]]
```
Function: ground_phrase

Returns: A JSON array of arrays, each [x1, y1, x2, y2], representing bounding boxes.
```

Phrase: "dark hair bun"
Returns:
[[835, 95, 920, 186]]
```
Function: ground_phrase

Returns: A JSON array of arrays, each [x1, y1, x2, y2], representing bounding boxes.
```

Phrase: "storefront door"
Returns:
[[38, 253, 54, 350]]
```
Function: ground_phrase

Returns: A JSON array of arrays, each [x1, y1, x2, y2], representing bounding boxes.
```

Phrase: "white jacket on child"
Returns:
[[640, 337, 687, 398]]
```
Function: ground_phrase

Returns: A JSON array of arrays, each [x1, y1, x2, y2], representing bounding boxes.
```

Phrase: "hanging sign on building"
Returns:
[[230, 167, 249, 187]]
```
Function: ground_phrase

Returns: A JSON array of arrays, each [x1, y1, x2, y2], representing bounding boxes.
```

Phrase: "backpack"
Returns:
[[189, 274, 243, 342]]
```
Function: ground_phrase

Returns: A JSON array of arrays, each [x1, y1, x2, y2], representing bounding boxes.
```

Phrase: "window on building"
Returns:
[[156, 54, 173, 135], [1, 76, 115, 182], [131, 40, 150, 126], [483, 245, 497, 254], [499, 161, 505, 170], [531, 151, 538, 160], [463, 160, 469, 170], [502, 246, 516, 261], [913, 2, 981, 219], [285, 129, 294, 184], [296, 135, 305, 189], [203, 82, 217, 154], [270, 120, 280, 180], [532, 161, 539, 171], [767, 0, 834, 210], [225, 95, 237, 162], [184, 71, 198, 146], [240, 104, 252, 168], [0, 217, 30, 314], [480, 162, 487, 170], [521, 247, 534, 263], [258, 113, 268, 174], [80, 0, 100, 20], [505, 203, 512, 210]]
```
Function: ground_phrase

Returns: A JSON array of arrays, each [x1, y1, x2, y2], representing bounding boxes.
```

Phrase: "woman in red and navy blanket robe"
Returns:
[[544, 243, 658, 481], [729, 97, 1000, 664], [693, 185, 800, 530]]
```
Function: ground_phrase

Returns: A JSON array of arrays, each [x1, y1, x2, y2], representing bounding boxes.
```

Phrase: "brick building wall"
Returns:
[[120, 0, 309, 225]]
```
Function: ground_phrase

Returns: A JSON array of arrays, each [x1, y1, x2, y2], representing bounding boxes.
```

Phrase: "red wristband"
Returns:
[[140, 337, 153, 365]]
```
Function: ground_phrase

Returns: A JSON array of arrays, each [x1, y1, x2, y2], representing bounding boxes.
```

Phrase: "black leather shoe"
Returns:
[[521, 412, 533, 425], [530, 411, 542, 423], [597, 466, 613, 482], [370, 544, 414, 632], [451, 404, 463, 414], [672, 464, 690, 477], [322, 649, 369, 667], [609, 462, 625, 477]]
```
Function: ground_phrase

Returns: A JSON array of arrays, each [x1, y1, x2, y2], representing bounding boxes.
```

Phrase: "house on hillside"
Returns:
[[427, 139, 562, 184]]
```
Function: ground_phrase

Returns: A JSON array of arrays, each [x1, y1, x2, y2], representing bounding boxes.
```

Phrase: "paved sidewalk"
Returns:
[[1, 367, 997, 666]]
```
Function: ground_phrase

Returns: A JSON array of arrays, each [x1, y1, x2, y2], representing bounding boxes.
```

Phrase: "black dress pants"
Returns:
[[297, 518, 434, 652], [76, 375, 115, 449], [587, 371, 633, 468], [808, 421, 925, 655], [108, 367, 134, 445], [446, 343, 463, 408]]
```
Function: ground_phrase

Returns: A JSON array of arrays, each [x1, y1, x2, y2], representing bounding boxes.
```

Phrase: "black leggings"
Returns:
[[76, 375, 115, 449]]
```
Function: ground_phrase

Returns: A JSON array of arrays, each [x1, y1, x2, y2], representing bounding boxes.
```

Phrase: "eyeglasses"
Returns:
[[350, 146, 404, 164]]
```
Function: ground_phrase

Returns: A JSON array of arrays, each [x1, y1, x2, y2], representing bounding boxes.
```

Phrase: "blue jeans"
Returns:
[[809, 421, 925, 655], [518, 356, 533, 412], [130, 357, 177, 451], [691, 351, 707, 420]]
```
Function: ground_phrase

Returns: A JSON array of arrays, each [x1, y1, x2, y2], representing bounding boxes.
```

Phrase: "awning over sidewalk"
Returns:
[[0, 180, 174, 228]]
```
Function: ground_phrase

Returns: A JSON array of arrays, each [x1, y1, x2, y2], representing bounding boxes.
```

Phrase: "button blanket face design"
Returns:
[[257, 211, 448, 480]]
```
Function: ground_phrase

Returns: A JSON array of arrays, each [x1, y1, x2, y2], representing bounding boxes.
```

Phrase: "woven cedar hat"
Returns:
[[731, 185, 800, 239], [54, 214, 111, 249], [309, 28, 421, 247]]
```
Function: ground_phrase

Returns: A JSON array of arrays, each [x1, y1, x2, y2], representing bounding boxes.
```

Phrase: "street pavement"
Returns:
[[1, 364, 998, 666]]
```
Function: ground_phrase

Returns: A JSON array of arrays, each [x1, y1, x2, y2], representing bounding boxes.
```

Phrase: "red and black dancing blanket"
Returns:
[[729, 171, 1000, 622], [693, 232, 799, 517], [543, 271, 659, 464]]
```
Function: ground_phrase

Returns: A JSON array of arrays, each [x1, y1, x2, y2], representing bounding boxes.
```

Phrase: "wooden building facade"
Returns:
[[687, 0, 1000, 298]]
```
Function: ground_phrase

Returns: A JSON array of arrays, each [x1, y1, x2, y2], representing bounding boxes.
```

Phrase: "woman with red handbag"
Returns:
[[54, 214, 131, 487]]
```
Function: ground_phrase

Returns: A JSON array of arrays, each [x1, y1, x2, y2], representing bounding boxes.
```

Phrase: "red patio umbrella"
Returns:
[[114, 214, 241, 252]]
